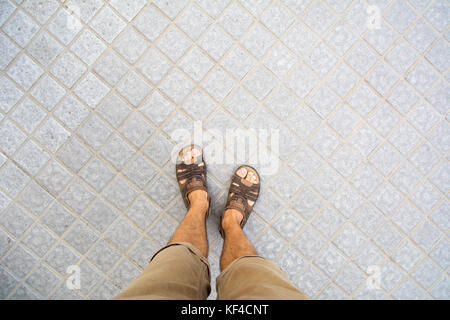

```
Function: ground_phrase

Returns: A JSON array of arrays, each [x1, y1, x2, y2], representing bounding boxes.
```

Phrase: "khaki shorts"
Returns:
[[114, 242, 307, 300]]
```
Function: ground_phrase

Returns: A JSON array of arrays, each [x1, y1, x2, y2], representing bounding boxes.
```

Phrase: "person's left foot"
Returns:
[[219, 165, 260, 238], [176, 145, 210, 213]]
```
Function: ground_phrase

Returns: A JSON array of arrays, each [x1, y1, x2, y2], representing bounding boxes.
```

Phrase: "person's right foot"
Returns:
[[176, 145, 210, 213], [220, 166, 260, 236]]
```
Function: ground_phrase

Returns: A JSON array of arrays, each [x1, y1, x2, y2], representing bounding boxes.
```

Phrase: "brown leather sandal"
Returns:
[[175, 145, 211, 217], [219, 165, 261, 238]]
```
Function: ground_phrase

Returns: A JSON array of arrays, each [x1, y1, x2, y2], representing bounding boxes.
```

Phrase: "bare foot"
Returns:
[[222, 167, 259, 229], [177, 146, 209, 210]]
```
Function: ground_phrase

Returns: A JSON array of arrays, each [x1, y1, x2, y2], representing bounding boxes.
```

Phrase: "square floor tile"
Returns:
[[0, 33, 19, 69], [176, 3, 211, 41], [0, 204, 34, 238], [60, 180, 95, 214], [47, 8, 82, 45], [83, 199, 118, 233], [71, 29, 106, 66], [3, 10, 39, 48], [34, 118, 70, 153], [261, 2, 295, 37], [157, 26, 192, 63], [220, 2, 253, 39], [51, 52, 87, 89], [14, 140, 50, 176], [7, 54, 43, 91], [241, 23, 276, 60], [134, 4, 169, 41], [57, 137, 93, 173], [90, 6, 126, 43], [0, 76, 23, 113]]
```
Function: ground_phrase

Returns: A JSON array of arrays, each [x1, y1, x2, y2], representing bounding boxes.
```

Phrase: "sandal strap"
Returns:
[[219, 166, 261, 238], [176, 163, 205, 179], [225, 198, 247, 219], [176, 157, 208, 210], [224, 172, 260, 221], [228, 186, 259, 203], [177, 163, 206, 187], [185, 178, 207, 194], [225, 194, 250, 219], [229, 175, 259, 202]]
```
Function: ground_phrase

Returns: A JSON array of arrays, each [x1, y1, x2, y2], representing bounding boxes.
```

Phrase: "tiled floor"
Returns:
[[0, 0, 449, 300]]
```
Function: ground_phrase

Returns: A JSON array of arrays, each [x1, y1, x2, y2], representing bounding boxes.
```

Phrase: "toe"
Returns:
[[190, 146, 195, 161], [245, 171, 256, 206], [180, 146, 196, 164], [185, 155, 193, 165], [236, 167, 247, 178], [181, 148, 189, 160], [192, 146, 202, 164], [246, 171, 254, 182], [192, 147, 201, 158], [246, 170, 258, 184]]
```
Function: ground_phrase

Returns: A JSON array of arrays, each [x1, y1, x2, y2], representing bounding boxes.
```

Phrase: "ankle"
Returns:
[[221, 209, 243, 230], [188, 190, 209, 211]]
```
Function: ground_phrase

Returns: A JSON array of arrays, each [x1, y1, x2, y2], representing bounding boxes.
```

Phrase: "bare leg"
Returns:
[[169, 146, 210, 258], [220, 209, 257, 271], [169, 190, 209, 258], [220, 168, 259, 271]]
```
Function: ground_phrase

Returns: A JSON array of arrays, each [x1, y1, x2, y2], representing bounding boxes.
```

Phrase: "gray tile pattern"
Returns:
[[0, 0, 448, 300]]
